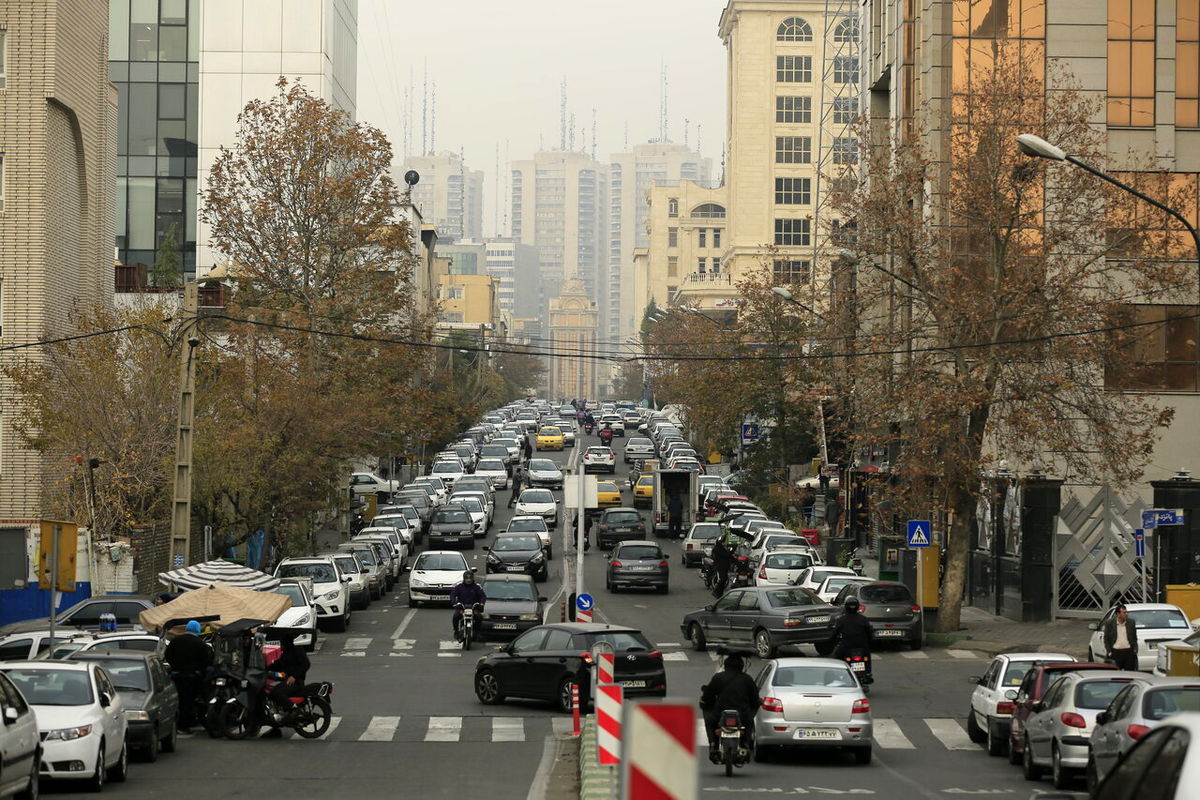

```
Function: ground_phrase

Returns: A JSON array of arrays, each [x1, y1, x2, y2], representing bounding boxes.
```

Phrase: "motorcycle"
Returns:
[[218, 671, 334, 740], [599, 428, 613, 446], [846, 548, 865, 576], [713, 708, 752, 776], [584, 422, 595, 435], [844, 650, 873, 695], [456, 603, 482, 651]]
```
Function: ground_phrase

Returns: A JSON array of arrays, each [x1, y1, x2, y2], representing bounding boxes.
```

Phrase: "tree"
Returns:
[[493, 343, 546, 395], [829, 51, 1183, 632], [150, 223, 184, 288]]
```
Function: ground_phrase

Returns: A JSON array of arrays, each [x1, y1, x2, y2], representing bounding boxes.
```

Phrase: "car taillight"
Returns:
[[1127, 724, 1151, 740], [685, 543, 694, 551], [659, 561, 669, 568], [580, 652, 594, 665], [759, 565, 768, 579], [761, 697, 784, 713], [647, 650, 662, 660], [997, 701, 1015, 716], [1060, 712, 1086, 729], [852, 698, 870, 714], [910, 605, 922, 614], [858, 605, 867, 613], [611, 561, 623, 568], [599, 524, 609, 531]]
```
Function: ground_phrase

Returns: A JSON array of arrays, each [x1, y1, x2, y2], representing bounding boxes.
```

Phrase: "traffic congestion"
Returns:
[[1, 398, 1199, 799]]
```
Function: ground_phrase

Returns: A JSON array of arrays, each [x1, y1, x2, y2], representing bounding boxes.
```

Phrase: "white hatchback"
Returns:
[[1087, 603, 1193, 671], [515, 489, 559, 526], [754, 550, 818, 587], [793, 566, 858, 592], [966, 652, 1075, 756], [408, 551, 472, 607]]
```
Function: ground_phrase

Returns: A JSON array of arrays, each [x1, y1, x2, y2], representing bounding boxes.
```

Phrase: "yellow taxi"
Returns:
[[535, 426, 565, 450], [596, 481, 622, 508], [632, 474, 654, 509]]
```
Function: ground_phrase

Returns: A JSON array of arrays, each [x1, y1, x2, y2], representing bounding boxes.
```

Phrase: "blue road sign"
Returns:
[[907, 520, 931, 547], [576, 593, 594, 612], [741, 423, 760, 441], [1143, 509, 1184, 529], [172, 553, 185, 567], [1134, 529, 1146, 558], [1143, 510, 1158, 530]]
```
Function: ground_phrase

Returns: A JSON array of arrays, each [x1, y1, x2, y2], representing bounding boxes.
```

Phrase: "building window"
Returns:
[[667, 256, 678, 277], [1106, 304, 1200, 391], [777, 17, 814, 42], [774, 219, 811, 246], [833, 137, 859, 165], [776, 95, 812, 123], [0, 28, 6, 90], [777, 55, 813, 83], [668, 198, 679, 217], [832, 55, 859, 84], [833, 97, 859, 124], [774, 259, 812, 283], [0, 152, 4, 213], [692, 203, 726, 218], [1108, 0, 1156, 127], [1179, 0, 1200, 127], [443, 312, 464, 323], [834, 17, 860, 43], [775, 177, 812, 205], [698, 229, 707, 248], [713, 228, 722, 248], [711, 257, 721, 273], [668, 227, 678, 247], [775, 136, 812, 164], [698, 257, 707, 274]]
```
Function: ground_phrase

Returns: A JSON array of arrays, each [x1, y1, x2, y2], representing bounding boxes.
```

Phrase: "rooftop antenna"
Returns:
[[494, 141, 500, 236], [591, 108, 598, 160], [503, 139, 510, 235], [697, 123, 702, 156], [421, 61, 428, 156], [624, 121, 629, 151], [569, 111, 576, 151], [560, 77, 567, 151], [431, 80, 437, 155], [684, 117, 690, 148]]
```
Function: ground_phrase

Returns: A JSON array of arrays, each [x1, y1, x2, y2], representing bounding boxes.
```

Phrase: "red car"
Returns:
[[1007, 661, 1117, 763]]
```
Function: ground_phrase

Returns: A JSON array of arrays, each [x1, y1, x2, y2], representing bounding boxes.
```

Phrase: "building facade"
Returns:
[[400, 150, 484, 244], [0, 0, 118, 516], [547, 277, 600, 401], [484, 238, 540, 321], [634, 181, 730, 316]]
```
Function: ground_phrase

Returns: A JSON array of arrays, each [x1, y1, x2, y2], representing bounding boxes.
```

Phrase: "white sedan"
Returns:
[[793, 566, 858, 592], [474, 458, 510, 489], [429, 459, 465, 486], [815, 575, 872, 603], [515, 489, 559, 526], [407, 551, 471, 607], [1087, 603, 1192, 671]]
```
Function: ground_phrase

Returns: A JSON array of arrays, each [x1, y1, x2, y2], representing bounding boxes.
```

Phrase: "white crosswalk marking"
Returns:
[[345, 637, 372, 650], [317, 716, 342, 740], [925, 718, 977, 750], [492, 717, 525, 742], [872, 718, 915, 749], [899, 650, 930, 659], [359, 716, 401, 742], [662, 651, 688, 661], [947, 649, 978, 659], [425, 716, 461, 742], [552, 717, 574, 735]]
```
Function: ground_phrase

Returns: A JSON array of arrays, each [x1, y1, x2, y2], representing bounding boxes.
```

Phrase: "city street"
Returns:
[[48, 436, 1060, 799]]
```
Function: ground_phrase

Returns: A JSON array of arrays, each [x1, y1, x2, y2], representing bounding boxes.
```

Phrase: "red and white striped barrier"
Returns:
[[577, 606, 592, 623], [596, 683, 623, 765], [571, 682, 581, 735], [596, 651, 615, 685], [623, 703, 697, 800]]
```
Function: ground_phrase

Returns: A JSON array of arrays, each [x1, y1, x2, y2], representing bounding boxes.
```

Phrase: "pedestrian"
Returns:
[[509, 467, 523, 508], [572, 512, 593, 552], [1103, 603, 1139, 670], [164, 620, 211, 732], [667, 491, 684, 539], [522, 436, 533, 464]]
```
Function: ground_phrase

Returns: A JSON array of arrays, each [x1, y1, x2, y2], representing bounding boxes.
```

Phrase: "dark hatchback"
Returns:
[[831, 581, 924, 649], [606, 541, 669, 593], [393, 491, 434, 533], [485, 533, 549, 582], [478, 575, 546, 641], [596, 507, 647, 550], [680, 585, 837, 659], [428, 504, 476, 550], [474, 623, 667, 712], [69, 651, 179, 761]]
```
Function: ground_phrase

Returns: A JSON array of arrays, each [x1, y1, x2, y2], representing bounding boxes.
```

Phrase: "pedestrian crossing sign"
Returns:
[[907, 520, 931, 547]]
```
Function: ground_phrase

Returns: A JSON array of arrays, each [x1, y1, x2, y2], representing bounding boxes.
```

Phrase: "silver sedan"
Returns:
[[1089, 676, 1200, 788], [752, 657, 873, 765]]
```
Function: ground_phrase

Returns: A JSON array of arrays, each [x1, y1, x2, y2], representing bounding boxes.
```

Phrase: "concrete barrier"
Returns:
[[578, 716, 618, 800]]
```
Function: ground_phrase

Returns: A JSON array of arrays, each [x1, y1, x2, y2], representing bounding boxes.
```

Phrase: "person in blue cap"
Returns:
[[164, 620, 211, 732]]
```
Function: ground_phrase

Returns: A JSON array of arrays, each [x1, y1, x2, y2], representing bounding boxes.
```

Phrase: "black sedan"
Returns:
[[595, 507, 647, 550], [428, 504, 476, 550], [485, 533, 549, 582], [680, 585, 837, 659], [474, 623, 667, 712], [478, 575, 546, 641], [606, 540, 669, 593], [69, 651, 179, 761]]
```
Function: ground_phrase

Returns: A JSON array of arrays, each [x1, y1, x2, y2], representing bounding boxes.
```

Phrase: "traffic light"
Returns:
[[37, 520, 78, 592]]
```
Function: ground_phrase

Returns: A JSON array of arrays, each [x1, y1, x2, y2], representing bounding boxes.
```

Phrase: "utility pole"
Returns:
[[169, 281, 200, 570]]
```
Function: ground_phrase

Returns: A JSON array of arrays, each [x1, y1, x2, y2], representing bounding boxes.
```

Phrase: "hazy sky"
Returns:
[[356, 0, 729, 238]]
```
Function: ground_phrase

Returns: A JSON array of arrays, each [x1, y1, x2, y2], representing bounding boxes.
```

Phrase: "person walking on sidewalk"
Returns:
[[1103, 604, 1139, 670]]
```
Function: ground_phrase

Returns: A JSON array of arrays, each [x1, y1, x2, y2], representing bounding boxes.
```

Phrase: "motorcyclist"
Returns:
[[831, 597, 874, 659], [599, 423, 613, 445], [710, 537, 734, 595], [450, 571, 487, 640], [261, 632, 311, 738], [699, 653, 761, 762]]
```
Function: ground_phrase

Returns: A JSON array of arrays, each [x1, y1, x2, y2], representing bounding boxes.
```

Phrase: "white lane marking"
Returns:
[[695, 719, 709, 742], [872, 718, 915, 749], [425, 716, 461, 742], [657, 642, 682, 647], [551, 717, 574, 735], [493, 716, 525, 742], [662, 651, 689, 661], [391, 609, 417, 641], [947, 649, 978, 659], [925, 718, 977, 750], [317, 716, 341, 740], [899, 650, 930, 659], [358, 716, 401, 742], [438, 652, 462, 658], [344, 637, 372, 650]]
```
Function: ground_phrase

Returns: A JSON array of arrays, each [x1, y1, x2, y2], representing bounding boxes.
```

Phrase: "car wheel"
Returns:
[[143, 725, 160, 762], [475, 670, 505, 705], [557, 677, 581, 714], [1022, 736, 1043, 781], [107, 741, 128, 783], [1051, 743, 1073, 790], [853, 746, 872, 765], [966, 709, 986, 744], [87, 742, 105, 792], [909, 635, 923, 651], [689, 623, 707, 651], [408, 597, 421, 608], [15, 756, 39, 800], [754, 629, 776, 659], [986, 718, 1007, 756], [161, 720, 177, 753]]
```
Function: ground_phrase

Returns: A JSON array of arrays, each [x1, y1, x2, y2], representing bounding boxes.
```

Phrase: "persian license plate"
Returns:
[[445, 536, 461, 543], [795, 728, 840, 740], [620, 680, 646, 688], [850, 661, 867, 672], [617, 527, 632, 532], [631, 565, 657, 571], [808, 616, 831, 624], [493, 623, 517, 630], [875, 629, 904, 637], [506, 565, 525, 572]]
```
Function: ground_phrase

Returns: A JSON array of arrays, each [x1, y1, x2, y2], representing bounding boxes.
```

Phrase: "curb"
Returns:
[[578, 716, 618, 800]]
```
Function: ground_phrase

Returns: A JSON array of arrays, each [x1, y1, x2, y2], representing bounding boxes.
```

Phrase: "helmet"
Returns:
[[462, 570, 475, 582], [724, 654, 745, 671], [844, 598, 860, 613], [185, 620, 202, 634]]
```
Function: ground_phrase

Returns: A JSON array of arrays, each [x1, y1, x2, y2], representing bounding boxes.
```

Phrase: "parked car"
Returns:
[[428, 504, 477, 550], [326, 552, 371, 609], [1087, 603, 1192, 671], [1089, 676, 1200, 788], [753, 657, 873, 764], [505, 515, 554, 559], [474, 623, 666, 712], [273, 578, 320, 652], [595, 508, 647, 550], [45, 632, 162, 660], [831, 581, 924, 650], [967, 652, 1075, 756], [582, 446, 617, 474], [0, 660, 129, 790], [681, 585, 837, 659], [69, 652, 180, 762], [0, 595, 155, 636], [349, 472, 398, 496], [792, 566, 858, 592], [407, 551, 472, 607], [355, 528, 409, 575], [274, 557, 352, 632], [1078, 711, 1200, 800], [485, 534, 550, 582], [338, 542, 387, 598], [624, 437, 655, 463], [515, 489, 559, 526], [681, 522, 722, 567], [0, 670, 39, 799], [0, 630, 90, 661], [1007, 661, 1117, 764], [606, 541, 669, 593], [759, 551, 820, 587]]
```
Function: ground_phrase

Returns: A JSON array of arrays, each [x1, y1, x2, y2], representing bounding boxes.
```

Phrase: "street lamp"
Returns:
[[680, 305, 733, 332], [771, 285, 826, 319]]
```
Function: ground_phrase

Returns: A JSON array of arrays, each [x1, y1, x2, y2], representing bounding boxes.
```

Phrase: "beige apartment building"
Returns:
[[547, 277, 600, 401], [400, 151, 485, 244], [0, 0, 117, 517], [634, 181, 730, 315]]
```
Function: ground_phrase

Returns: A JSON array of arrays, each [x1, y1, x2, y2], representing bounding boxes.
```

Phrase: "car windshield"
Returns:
[[689, 524, 721, 540], [278, 563, 336, 583], [481, 446, 507, 457], [539, 428, 561, 436], [616, 546, 661, 560], [765, 588, 823, 608], [767, 553, 813, 570], [629, 438, 652, 447], [772, 665, 857, 688], [521, 490, 554, 503], [89, 660, 150, 691], [432, 462, 461, 474], [494, 536, 541, 551], [860, 584, 913, 603], [598, 483, 618, 493], [606, 511, 641, 524], [434, 509, 471, 524], [637, 476, 654, 486], [587, 448, 610, 456], [414, 554, 467, 571], [4, 668, 94, 705], [344, 548, 376, 566], [578, 631, 653, 651], [1075, 680, 1132, 710], [529, 460, 557, 471], [276, 585, 306, 606], [508, 518, 547, 532], [1129, 609, 1190, 629], [763, 535, 798, 549], [373, 515, 410, 530], [333, 556, 360, 574], [1143, 688, 1200, 720], [459, 498, 484, 513], [1002, 661, 1038, 687], [478, 460, 505, 471]]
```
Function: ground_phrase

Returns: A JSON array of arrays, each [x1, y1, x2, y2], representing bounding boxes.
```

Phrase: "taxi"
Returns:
[[535, 426, 565, 450], [632, 474, 654, 509], [596, 481, 623, 508]]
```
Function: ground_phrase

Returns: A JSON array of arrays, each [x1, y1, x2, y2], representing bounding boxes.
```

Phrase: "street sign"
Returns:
[[576, 593, 594, 611], [1134, 529, 1146, 558], [741, 423, 760, 442], [907, 520, 931, 548], [172, 553, 185, 567], [1152, 508, 1185, 526]]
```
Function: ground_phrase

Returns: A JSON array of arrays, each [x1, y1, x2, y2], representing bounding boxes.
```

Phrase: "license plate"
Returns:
[[616, 527, 631, 532], [795, 728, 841, 740], [808, 616, 831, 624], [506, 565, 525, 572], [493, 623, 517, 630], [875, 629, 904, 637], [850, 661, 867, 672], [620, 680, 646, 688], [444, 536, 460, 542], [630, 565, 657, 571]]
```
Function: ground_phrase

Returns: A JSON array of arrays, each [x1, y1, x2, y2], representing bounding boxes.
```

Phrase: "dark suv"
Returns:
[[832, 581, 924, 649], [428, 504, 476, 550], [606, 541, 669, 593], [596, 507, 647, 550]]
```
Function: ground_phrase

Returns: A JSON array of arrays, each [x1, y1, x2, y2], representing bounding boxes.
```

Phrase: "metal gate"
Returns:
[[1054, 485, 1152, 618]]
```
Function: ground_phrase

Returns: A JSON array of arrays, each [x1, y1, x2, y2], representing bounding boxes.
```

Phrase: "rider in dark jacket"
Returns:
[[831, 597, 874, 658], [262, 634, 312, 737], [450, 571, 487, 639], [710, 538, 734, 593], [700, 654, 761, 758]]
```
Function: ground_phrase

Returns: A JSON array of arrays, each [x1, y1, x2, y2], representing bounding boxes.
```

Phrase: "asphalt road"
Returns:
[[45, 433, 1067, 800]]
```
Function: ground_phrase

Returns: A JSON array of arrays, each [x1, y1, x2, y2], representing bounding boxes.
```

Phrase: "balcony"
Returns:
[[673, 271, 737, 309], [681, 271, 732, 286]]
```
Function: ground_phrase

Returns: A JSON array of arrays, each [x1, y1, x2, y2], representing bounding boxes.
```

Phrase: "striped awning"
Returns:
[[157, 559, 279, 592]]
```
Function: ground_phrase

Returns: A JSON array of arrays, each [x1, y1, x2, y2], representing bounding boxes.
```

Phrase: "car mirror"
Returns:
[[342, 576, 352, 583], [99, 692, 113, 708], [3, 706, 18, 723], [1088, 622, 1099, 631], [705, 604, 714, 612], [470, 567, 478, 573], [1004, 689, 1018, 701], [1031, 701, 1044, 713], [968, 676, 981, 685], [1096, 711, 1109, 725], [482, 546, 491, 552]]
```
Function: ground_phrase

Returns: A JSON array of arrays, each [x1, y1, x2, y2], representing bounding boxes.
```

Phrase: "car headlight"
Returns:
[[44, 725, 93, 741], [487, 553, 501, 563], [519, 614, 540, 621], [410, 576, 426, 588], [531, 552, 545, 563], [124, 710, 151, 721], [295, 613, 312, 627], [322, 590, 341, 601]]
